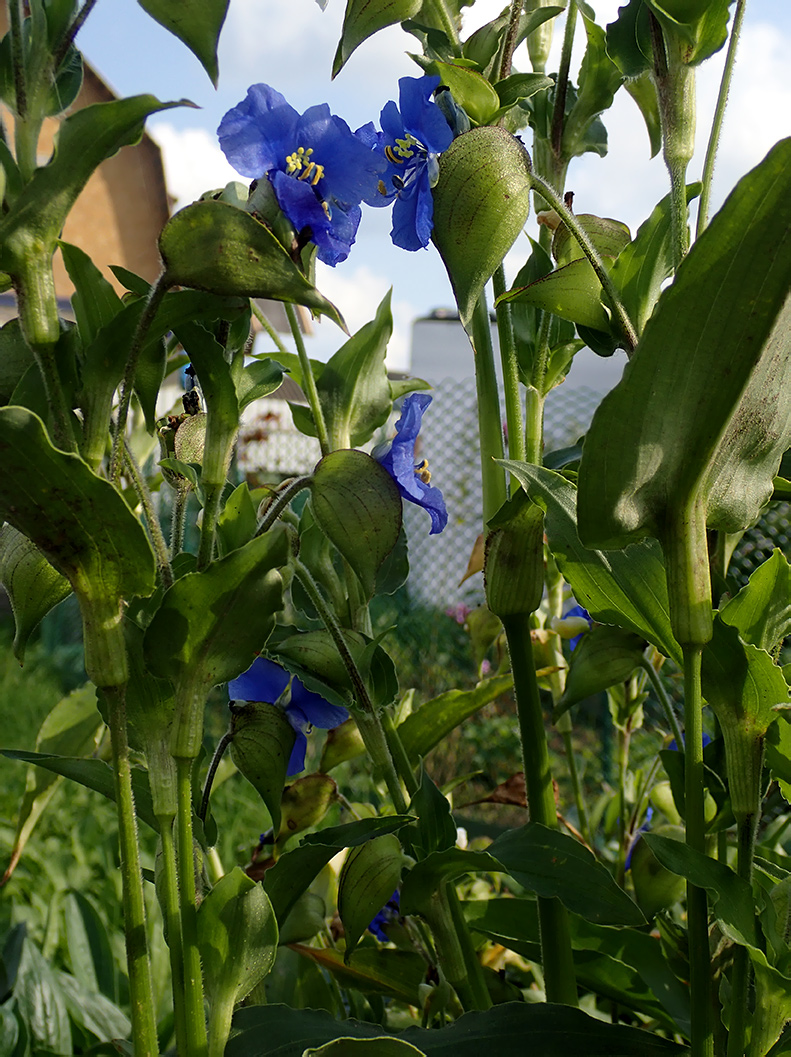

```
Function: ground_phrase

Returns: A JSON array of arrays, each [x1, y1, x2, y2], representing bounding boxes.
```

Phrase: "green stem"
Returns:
[[502, 613, 577, 1005], [615, 724, 631, 887], [727, 810, 758, 1057], [355, 711, 408, 816], [696, 0, 746, 238], [285, 302, 330, 456], [105, 685, 160, 1056], [111, 275, 169, 484], [529, 173, 638, 353], [255, 475, 313, 537], [683, 645, 714, 1057], [157, 815, 188, 1057], [32, 337, 78, 452], [468, 294, 507, 525], [641, 656, 685, 751], [558, 716, 592, 847], [175, 756, 208, 1057], [550, 0, 577, 159], [124, 439, 173, 590], [8, 0, 26, 120], [493, 265, 525, 463], [497, 0, 524, 81], [524, 386, 544, 465], [52, 0, 99, 69], [207, 993, 236, 1057], [444, 884, 492, 1010], [425, 883, 491, 1011], [426, 0, 460, 51], [197, 481, 223, 571], [199, 732, 234, 823], [381, 710, 418, 798], [250, 299, 291, 357], [170, 481, 190, 558]]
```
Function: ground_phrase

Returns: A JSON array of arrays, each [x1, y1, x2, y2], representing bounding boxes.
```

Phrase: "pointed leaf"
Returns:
[[430, 62, 501, 125], [408, 765, 457, 859], [291, 947, 426, 1006], [578, 141, 791, 555], [499, 256, 612, 332], [557, 625, 646, 716], [230, 702, 295, 836], [264, 816, 414, 923], [237, 357, 286, 412], [490, 823, 645, 925], [198, 867, 278, 1010], [333, 0, 422, 77], [432, 127, 532, 328], [137, 0, 229, 85], [144, 527, 288, 704], [501, 462, 681, 664], [339, 834, 406, 958], [59, 241, 124, 347], [0, 524, 71, 662], [228, 1000, 688, 1056], [720, 549, 791, 653], [397, 675, 514, 763], [311, 449, 402, 599], [400, 847, 503, 918], [159, 201, 345, 327]]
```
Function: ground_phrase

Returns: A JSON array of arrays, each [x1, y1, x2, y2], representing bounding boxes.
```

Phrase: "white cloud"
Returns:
[[148, 122, 241, 212], [307, 263, 416, 371]]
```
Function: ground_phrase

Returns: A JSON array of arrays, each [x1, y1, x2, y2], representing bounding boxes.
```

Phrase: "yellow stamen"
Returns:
[[285, 145, 315, 175], [415, 459, 431, 484]]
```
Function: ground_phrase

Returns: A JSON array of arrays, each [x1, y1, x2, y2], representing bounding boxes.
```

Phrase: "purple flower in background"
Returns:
[[625, 806, 654, 870], [229, 656, 349, 775], [218, 84, 386, 266], [366, 76, 454, 251], [369, 890, 400, 941], [376, 393, 448, 535]]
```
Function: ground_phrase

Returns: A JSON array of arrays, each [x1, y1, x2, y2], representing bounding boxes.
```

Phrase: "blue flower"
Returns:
[[218, 85, 386, 266], [367, 76, 454, 251], [368, 890, 400, 942], [229, 656, 349, 775], [625, 806, 653, 870], [376, 393, 447, 535]]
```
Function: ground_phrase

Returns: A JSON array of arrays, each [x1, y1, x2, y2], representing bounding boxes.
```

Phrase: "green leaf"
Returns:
[[277, 775, 338, 849], [316, 291, 395, 449], [2, 686, 102, 883], [557, 625, 646, 716], [332, 0, 422, 77], [552, 213, 631, 268], [144, 528, 288, 755], [311, 450, 402, 599], [137, 0, 229, 86], [563, 12, 624, 161], [400, 847, 503, 917], [484, 489, 545, 618], [489, 823, 645, 925], [432, 127, 532, 329], [0, 319, 35, 404], [623, 72, 662, 158], [429, 62, 500, 125], [228, 1001, 688, 1056], [495, 72, 554, 109], [644, 832, 758, 946], [501, 463, 681, 665], [237, 357, 286, 413], [645, 0, 731, 65], [14, 940, 71, 1055], [293, 946, 427, 1006], [720, 550, 791, 654], [0, 406, 156, 683], [577, 140, 791, 558], [0, 524, 71, 662], [306, 1040, 426, 1056], [701, 617, 788, 817], [605, 0, 653, 79], [465, 898, 690, 1035], [198, 867, 278, 1011], [59, 241, 124, 348], [339, 834, 406, 958], [0, 750, 160, 832], [609, 184, 700, 334], [63, 890, 116, 1001], [229, 702, 294, 837], [499, 256, 613, 333], [407, 765, 457, 859], [397, 675, 514, 764], [159, 201, 345, 328], [746, 948, 791, 1057], [216, 483, 258, 558], [56, 970, 131, 1043], [264, 816, 414, 923]]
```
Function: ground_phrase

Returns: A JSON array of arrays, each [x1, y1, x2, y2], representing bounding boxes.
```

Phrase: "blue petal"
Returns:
[[289, 686, 349, 730], [391, 165, 434, 251], [377, 394, 448, 534], [286, 729, 308, 776], [218, 84, 298, 179], [398, 76, 454, 154], [270, 172, 360, 265], [229, 656, 290, 702]]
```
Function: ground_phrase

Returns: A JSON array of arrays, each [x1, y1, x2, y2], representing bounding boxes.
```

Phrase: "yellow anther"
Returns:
[[415, 459, 431, 484], [285, 145, 314, 174], [393, 134, 417, 159], [385, 145, 405, 165], [311, 164, 324, 186], [378, 179, 387, 196]]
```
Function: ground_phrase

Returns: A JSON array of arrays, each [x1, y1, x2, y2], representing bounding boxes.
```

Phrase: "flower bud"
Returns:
[[485, 491, 545, 618]]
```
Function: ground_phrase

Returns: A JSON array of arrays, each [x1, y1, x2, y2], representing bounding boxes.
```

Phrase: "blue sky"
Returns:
[[78, 1, 791, 369]]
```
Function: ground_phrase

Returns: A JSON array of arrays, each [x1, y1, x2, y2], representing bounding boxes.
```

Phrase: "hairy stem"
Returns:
[[255, 475, 313, 537], [286, 302, 330, 456], [468, 294, 507, 526], [493, 264, 525, 463], [105, 685, 160, 1056], [157, 815, 188, 1057], [250, 299, 291, 357], [124, 439, 173, 589], [550, 0, 577, 158], [175, 756, 208, 1057]]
